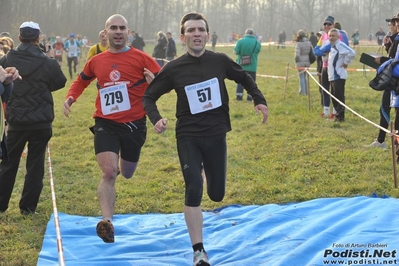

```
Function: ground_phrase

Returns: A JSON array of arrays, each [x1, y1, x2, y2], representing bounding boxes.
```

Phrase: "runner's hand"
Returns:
[[254, 104, 268, 124], [144, 68, 155, 84], [63, 96, 75, 118], [154, 118, 167, 133]]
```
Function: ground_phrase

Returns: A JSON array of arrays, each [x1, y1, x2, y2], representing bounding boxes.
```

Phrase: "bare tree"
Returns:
[[0, 0, 394, 46]]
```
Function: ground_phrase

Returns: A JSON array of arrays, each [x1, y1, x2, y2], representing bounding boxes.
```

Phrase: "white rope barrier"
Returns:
[[305, 69, 396, 137], [256, 65, 389, 135], [295, 66, 375, 72], [47, 143, 66, 266], [257, 74, 287, 80]]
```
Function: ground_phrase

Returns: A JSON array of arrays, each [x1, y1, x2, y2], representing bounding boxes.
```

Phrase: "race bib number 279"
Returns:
[[184, 77, 222, 114], [100, 84, 131, 115]]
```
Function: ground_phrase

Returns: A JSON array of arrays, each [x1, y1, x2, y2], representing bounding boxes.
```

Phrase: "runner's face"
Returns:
[[180, 19, 209, 56], [106, 17, 129, 50], [100, 33, 107, 43]]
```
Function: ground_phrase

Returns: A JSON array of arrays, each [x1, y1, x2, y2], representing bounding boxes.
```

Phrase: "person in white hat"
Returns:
[[0, 21, 67, 215]]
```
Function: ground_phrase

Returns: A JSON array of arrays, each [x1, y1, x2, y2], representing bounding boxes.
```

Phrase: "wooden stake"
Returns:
[[307, 69, 311, 111], [284, 62, 289, 99]]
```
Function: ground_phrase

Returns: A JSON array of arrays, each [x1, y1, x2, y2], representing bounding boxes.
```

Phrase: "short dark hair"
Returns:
[[180, 12, 209, 35], [334, 22, 342, 30], [20, 35, 39, 44]]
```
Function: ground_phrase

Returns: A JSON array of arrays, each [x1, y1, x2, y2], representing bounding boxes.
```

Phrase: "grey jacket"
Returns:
[[295, 37, 312, 67]]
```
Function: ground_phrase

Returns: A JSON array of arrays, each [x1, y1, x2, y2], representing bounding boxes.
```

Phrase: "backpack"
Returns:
[[369, 59, 399, 93], [309, 47, 316, 64]]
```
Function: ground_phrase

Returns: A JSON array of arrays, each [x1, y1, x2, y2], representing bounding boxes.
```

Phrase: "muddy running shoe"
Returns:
[[96, 219, 114, 243], [327, 113, 336, 119], [320, 113, 328, 118], [193, 250, 210, 266]]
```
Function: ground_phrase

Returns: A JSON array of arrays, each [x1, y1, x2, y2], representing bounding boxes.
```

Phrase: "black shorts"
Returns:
[[92, 117, 147, 162]]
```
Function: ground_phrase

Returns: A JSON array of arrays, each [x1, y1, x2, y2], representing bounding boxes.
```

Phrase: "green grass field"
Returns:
[[1, 43, 398, 265]]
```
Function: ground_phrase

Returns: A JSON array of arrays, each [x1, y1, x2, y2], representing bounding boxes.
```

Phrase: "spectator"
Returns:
[[316, 28, 355, 122], [0, 21, 66, 215], [327, 28, 355, 122], [0, 36, 15, 53], [277, 30, 286, 49], [381, 19, 399, 61], [165, 32, 176, 61], [334, 22, 349, 45], [375, 27, 386, 46], [0, 41, 4, 58], [0, 66, 19, 159], [367, 13, 399, 148], [316, 31, 324, 107], [0, 32, 11, 38], [127, 31, 134, 45], [309, 31, 318, 47], [315, 15, 336, 118], [131, 32, 145, 51], [234, 28, 261, 101], [351, 29, 360, 48], [39, 33, 53, 58], [295, 29, 312, 95], [152, 31, 167, 67], [211, 31, 218, 51]]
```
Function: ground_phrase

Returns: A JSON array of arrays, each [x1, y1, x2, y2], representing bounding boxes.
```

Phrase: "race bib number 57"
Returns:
[[100, 84, 131, 115], [184, 77, 222, 114]]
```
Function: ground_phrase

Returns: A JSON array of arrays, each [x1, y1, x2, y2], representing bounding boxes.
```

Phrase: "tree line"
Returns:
[[0, 0, 397, 45]]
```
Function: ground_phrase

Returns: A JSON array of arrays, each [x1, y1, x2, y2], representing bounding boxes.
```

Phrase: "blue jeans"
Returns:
[[298, 71, 308, 95], [155, 59, 164, 67], [236, 71, 256, 100]]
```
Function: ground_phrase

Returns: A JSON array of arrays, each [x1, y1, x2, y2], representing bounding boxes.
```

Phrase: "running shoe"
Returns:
[[96, 219, 114, 243], [327, 113, 336, 119], [320, 112, 328, 118], [365, 140, 387, 149], [193, 250, 210, 266]]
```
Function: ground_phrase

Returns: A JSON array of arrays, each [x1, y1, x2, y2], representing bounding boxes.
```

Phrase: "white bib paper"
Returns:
[[184, 77, 222, 114], [100, 84, 131, 115]]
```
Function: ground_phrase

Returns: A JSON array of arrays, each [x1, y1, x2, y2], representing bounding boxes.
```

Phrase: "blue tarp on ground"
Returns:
[[37, 196, 399, 266]]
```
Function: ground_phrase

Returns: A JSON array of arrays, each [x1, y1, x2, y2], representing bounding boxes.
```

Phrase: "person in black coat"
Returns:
[[367, 15, 399, 148], [152, 31, 167, 67], [131, 32, 145, 51], [0, 21, 66, 215]]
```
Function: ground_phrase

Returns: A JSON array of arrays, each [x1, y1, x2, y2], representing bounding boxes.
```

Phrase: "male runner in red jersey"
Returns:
[[63, 14, 160, 243]]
